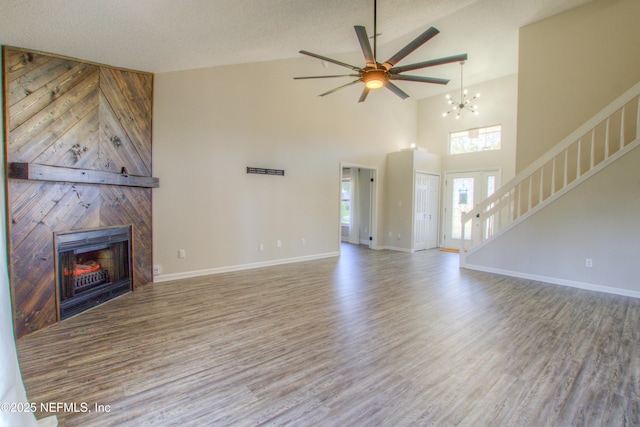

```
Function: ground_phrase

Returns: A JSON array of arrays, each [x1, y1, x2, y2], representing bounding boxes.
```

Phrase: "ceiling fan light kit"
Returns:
[[294, 0, 468, 103]]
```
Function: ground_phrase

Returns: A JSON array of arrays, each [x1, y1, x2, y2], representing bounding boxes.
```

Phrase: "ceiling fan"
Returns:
[[294, 0, 468, 102]]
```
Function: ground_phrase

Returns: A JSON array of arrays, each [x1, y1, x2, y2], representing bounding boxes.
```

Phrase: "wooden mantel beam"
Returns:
[[8, 163, 159, 188]]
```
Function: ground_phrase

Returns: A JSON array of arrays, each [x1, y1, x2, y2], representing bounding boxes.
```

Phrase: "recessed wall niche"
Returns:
[[3, 46, 157, 337]]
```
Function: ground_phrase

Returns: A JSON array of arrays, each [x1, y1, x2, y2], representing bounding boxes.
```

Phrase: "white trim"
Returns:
[[463, 263, 640, 299], [153, 252, 339, 283]]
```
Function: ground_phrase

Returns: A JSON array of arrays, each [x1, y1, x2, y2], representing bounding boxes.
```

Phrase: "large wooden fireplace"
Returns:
[[3, 46, 159, 337]]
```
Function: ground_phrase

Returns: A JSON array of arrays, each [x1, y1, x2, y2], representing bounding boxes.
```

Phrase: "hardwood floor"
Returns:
[[17, 244, 640, 426]]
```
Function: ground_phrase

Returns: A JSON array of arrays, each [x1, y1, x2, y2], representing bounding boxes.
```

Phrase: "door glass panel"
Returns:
[[451, 177, 474, 240]]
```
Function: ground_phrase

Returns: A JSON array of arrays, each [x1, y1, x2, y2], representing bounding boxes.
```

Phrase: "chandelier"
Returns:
[[443, 61, 479, 118]]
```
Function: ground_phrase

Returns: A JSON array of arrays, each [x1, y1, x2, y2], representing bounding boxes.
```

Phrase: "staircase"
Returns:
[[460, 81, 640, 267]]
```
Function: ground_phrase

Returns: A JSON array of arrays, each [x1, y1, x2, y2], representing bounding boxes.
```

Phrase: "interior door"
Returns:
[[426, 174, 440, 249], [443, 170, 499, 250], [414, 172, 439, 251]]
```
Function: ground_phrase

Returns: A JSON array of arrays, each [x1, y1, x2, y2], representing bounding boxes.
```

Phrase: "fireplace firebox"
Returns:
[[55, 226, 132, 320]]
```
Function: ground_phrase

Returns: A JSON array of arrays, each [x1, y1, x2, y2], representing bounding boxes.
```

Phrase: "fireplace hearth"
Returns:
[[56, 226, 132, 320]]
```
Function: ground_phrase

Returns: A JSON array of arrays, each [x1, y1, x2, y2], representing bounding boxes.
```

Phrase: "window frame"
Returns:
[[448, 124, 502, 155]]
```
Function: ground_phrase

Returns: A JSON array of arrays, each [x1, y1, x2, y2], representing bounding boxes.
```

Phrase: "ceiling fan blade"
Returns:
[[389, 53, 468, 74], [382, 27, 440, 70], [294, 74, 360, 80], [390, 74, 450, 85], [354, 26, 376, 69], [384, 81, 410, 100], [299, 50, 361, 72], [358, 87, 371, 103], [319, 80, 361, 97]]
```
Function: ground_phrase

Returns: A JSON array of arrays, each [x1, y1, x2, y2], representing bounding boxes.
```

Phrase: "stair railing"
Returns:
[[460, 82, 640, 264]]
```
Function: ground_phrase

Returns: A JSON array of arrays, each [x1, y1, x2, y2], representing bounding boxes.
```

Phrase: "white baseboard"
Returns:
[[154, 252, 339, 283], [463, 263, 640, 299]]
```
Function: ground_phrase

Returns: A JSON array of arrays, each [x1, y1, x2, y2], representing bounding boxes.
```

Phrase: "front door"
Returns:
[[443, 170, 499, 250]]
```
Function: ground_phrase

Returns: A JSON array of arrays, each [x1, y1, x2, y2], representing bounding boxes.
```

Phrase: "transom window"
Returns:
[[449, 125, 501, 155]]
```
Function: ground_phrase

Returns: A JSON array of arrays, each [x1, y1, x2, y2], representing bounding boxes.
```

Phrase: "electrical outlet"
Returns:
[[178, 249, 186, 258], [259, 243, 264, 252], [153, 265, 161, 275], [277, 240, 282, 248], [388, 231, 392, 237], [585, 258, 593, 268], [301, 237, 306, 245]]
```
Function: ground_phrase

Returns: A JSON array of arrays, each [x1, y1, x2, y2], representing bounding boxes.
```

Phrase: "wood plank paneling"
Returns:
[[100, 186, 153, 287], [8, 66, 99, 159], [3, 46, 154, 337], [99, 68, 152, 176]]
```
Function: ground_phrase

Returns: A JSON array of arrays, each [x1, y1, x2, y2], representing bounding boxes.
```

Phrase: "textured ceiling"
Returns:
[[1, 0, 592, 99]]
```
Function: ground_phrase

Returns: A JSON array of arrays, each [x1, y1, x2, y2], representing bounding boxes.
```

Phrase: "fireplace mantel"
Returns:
[[9, 162, 159, 188]]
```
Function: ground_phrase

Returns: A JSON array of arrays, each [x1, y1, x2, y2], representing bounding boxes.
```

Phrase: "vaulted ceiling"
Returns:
[[1, 0, 591, 99]]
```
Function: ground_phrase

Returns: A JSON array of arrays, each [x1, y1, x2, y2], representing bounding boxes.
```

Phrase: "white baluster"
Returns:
[[551, 155, 556, 196], [590, 128, 595, 170], [605, 116, 610, 159], [576, 138, 582, 178], [620, 104, 625, 151]]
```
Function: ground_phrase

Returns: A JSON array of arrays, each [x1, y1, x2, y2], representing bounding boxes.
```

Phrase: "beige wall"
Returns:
[[417, 73, 518, 182], [516, 0, 640, 172], [385, 149, 441, 251], [153, 57, 418, 278]]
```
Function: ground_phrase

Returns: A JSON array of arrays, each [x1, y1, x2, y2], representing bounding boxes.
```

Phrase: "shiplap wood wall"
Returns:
[[3, 47, 154, 337]]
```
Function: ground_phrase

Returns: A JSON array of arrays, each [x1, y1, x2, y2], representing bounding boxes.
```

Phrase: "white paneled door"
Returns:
[[414, 173, 440, 251]]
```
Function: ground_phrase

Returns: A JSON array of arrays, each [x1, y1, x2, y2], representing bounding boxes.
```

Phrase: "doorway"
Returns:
[[340, 164, 377, 249], [442, 169, 500, 250]]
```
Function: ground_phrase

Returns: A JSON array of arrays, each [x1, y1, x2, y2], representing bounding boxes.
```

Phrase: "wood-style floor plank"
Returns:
[[16, 244, 640, 426]]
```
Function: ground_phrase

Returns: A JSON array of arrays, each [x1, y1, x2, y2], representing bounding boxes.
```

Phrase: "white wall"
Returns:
[[466, 145, 640, 295], [417, 73, 518, 182], [153, 57, 418, 279]]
